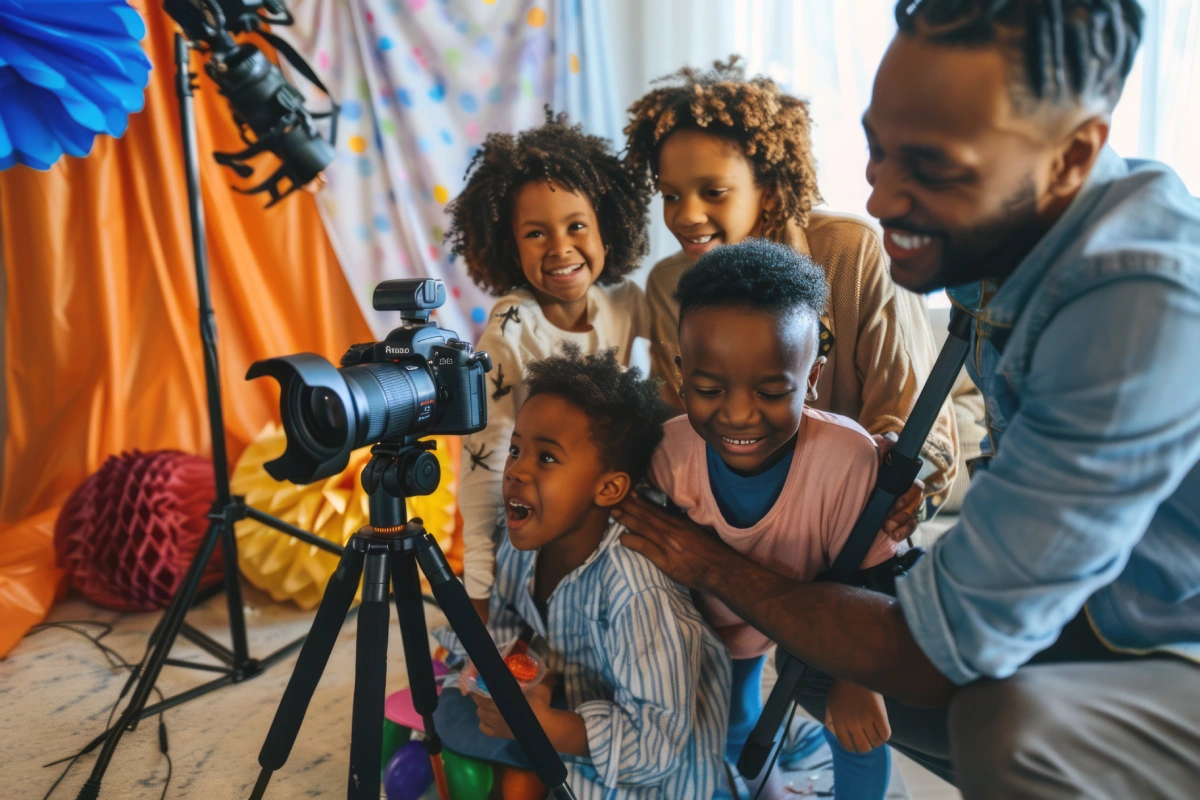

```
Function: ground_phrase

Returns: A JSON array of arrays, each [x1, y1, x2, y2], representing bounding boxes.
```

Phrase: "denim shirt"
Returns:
[[896, 148, 1200, 684]]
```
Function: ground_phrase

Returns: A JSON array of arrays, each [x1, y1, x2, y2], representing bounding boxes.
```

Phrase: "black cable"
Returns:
[[24, 622, 172, 799]]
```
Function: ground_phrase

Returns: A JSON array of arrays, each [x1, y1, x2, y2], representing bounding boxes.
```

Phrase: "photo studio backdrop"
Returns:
[[271, 0, 620, 340], [0, 0, 617, 650]]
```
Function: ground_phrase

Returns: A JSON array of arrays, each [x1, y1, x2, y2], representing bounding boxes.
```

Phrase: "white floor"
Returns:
[[1, 593, 959, 799]]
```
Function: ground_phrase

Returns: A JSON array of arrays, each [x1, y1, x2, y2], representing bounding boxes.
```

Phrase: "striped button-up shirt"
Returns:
[[436, 520, 731, 799]]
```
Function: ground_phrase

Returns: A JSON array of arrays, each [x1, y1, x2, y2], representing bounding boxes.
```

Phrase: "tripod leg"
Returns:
[[250, 543, 365, 800], [415, 532, 576, 800], [392, 547, 449, 798], [737, 653, 808, 779], [75, 517, 226, 800], [348, 546, 390, 800]]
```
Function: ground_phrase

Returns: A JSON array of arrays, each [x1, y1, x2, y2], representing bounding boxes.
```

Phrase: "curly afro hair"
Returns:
[[675, 239, 828, 328], [623, 55, 822, 239], [525, 345, 673, 484], [445, 109, 651, 297]]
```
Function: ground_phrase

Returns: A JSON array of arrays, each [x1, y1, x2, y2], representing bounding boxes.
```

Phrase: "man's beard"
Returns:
[[937, 177, 1044, 291], [887, 176, 1045, 294]]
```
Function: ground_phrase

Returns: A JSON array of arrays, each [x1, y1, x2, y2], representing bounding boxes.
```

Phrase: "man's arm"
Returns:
[[615, 498, 955, 707], [896, 276, 1200, 684], [621, 275, 1200, 705]]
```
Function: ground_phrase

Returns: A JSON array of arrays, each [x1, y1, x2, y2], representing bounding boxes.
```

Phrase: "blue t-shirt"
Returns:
[[706, 444, 794, 528]]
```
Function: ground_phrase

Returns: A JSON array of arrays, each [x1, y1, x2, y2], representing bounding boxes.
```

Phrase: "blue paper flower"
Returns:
[[0, 0, 151, 171]]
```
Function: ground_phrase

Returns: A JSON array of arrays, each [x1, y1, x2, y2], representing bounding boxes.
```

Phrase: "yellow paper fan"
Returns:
[[232, 423, 464, 609]]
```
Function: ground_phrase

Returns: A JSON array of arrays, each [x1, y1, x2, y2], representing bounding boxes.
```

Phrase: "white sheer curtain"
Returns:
[[607, 0, 1199, 282]]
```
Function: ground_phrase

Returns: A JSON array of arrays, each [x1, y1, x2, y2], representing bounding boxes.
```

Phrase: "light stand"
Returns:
[[70, 35, 345, 800]]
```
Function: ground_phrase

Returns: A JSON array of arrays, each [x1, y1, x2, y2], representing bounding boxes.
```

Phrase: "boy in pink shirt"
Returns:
[[648, 239, 899, 799]]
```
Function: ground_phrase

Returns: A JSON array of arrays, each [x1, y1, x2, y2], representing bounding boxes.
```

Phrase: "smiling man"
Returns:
[[616, 1, 1200, 797]]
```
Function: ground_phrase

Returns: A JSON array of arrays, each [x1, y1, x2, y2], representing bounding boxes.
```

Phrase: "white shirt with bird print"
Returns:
[[458, 280, 648, 600]]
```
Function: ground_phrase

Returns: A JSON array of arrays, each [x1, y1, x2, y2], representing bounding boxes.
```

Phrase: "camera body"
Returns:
[[247, 279, 492, 484]]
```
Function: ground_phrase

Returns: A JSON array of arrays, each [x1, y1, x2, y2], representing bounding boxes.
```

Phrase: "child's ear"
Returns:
[[593, 471, 632, 508], [805, 356, 826, 402]]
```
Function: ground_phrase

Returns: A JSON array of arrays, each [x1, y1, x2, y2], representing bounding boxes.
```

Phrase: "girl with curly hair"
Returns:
[[624, 57, 964, 797], [625, 56, 959, 510], [446, 111, 651, 621]]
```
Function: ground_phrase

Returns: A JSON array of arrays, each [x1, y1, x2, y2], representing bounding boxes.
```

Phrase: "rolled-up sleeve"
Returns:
[[897, 275, 1200, 684], [574, 587, 696, 789]]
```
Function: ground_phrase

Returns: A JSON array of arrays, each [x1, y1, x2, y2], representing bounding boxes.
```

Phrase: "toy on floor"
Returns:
[[383, 660, 449, 765], [442, 747, 493, 799], [499, 766, 548, 799], [384, 741, 434, 800]]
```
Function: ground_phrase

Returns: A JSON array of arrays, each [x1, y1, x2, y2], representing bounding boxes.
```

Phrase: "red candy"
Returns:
[[504, 653, 538, 682]]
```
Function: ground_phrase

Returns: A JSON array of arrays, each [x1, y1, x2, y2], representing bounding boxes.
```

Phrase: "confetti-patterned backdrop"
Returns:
[[275, 0, 620, 341]]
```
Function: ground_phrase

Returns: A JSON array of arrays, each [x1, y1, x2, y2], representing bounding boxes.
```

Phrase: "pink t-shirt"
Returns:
[[649, 407, 899, 658]]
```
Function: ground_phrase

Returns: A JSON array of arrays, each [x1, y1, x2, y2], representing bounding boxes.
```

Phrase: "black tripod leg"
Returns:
[[737, 654, 808, 779], [348, 546, 390, 800], [74, 517, 226, 800], [391, 546, 448, 793], [415, 532, 576, 800], [250, 543, 365, 800]]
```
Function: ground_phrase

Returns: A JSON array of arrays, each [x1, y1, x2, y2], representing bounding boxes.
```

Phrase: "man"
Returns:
[[615, 1, 1200, 797]]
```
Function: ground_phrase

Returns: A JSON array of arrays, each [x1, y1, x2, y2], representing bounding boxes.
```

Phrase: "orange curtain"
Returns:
[[0, 1, 373, 524]]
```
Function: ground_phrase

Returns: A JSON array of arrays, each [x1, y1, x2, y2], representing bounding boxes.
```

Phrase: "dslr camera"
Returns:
[[248, 279, 492, 484]]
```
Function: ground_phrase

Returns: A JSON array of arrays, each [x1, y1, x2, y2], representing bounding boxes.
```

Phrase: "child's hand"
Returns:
[[472, 680, 553, 740], [825, 680, 891, 754]]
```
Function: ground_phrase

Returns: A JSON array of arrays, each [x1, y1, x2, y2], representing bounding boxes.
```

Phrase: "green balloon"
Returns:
[[381, 719, 412, 772], [441, 747, 494, 800]]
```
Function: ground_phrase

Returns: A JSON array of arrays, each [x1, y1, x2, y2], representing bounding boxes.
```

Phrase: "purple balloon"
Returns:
[[384, 740, 434, 800]]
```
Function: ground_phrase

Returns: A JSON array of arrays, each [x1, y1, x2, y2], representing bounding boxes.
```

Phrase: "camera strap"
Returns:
[[825, 304, 972, 582], [737, 304, 973, 785], [254, 28, 341, 146]]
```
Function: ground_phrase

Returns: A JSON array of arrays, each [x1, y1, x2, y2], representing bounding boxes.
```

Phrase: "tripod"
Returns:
[[71, 35, 345, 800], [249, 440, 577, 800]]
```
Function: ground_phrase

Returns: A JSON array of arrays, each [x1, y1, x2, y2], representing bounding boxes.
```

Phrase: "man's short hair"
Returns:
[[895, 0, 1144, 114], [674, 239, 828, 331]]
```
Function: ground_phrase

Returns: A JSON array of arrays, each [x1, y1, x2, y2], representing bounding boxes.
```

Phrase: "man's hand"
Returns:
[[825, 679, 891, 753], [472, 680, 553, 740], [613, 492, 736, 590], [874, 433, 924, 542]]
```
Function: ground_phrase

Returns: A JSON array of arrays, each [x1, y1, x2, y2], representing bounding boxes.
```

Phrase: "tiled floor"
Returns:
[[1, 593, 959, 799]]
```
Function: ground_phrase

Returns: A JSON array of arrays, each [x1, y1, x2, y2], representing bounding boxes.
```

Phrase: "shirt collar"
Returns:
[[517, 519, 623, 610]]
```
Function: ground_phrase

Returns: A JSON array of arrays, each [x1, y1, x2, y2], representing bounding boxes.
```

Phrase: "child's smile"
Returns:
[[512, 179, 606, 324], [656, 129, 766, 263], [679, 305, 820, 475]]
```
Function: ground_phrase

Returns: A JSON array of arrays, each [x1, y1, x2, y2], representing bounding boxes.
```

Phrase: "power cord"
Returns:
[[24, 621, 173, 800]]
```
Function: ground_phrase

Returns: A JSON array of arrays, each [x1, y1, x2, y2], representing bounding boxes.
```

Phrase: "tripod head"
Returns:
[[360, 436, 441, 534]]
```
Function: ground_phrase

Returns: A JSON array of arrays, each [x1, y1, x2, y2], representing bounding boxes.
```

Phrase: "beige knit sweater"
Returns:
[[645, 211, 959, 508]]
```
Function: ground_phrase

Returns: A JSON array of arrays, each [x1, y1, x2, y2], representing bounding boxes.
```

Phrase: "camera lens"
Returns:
[[304, 386, 347, 448]]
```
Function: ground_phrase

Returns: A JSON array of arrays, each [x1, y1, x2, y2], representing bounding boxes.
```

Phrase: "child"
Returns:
[[432, 346, 732, 799], [446, 111, 651, 622], [647, 240, 898, 800], [624, 56, 960, 515]]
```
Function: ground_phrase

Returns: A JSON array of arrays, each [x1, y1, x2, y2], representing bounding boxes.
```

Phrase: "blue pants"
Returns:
[[726, 656, 767, 764], [824, 727, 890, 800], [728, 655, 889, 800]]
